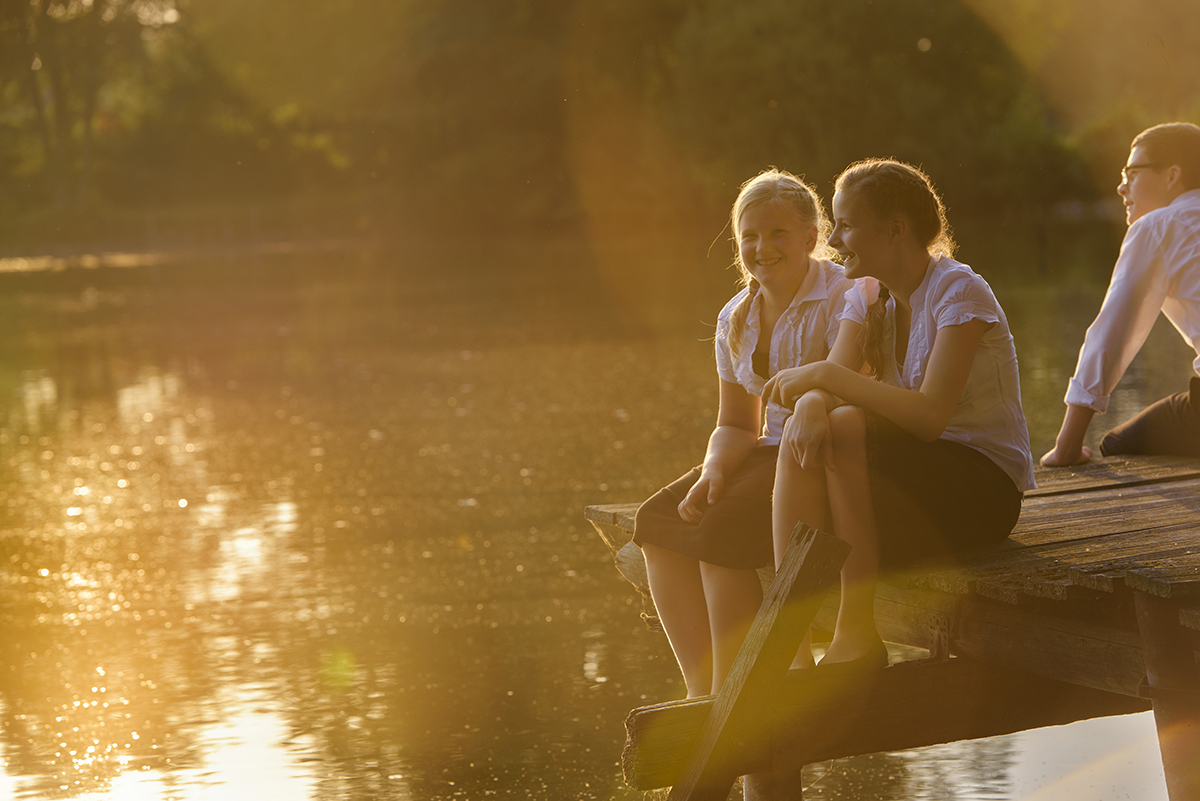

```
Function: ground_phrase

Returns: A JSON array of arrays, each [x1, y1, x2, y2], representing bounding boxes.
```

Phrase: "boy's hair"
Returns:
[[1132, 122, 1200, 190]]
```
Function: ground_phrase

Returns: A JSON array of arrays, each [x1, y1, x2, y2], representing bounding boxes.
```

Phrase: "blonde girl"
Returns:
[[634, 169, 852, 697]]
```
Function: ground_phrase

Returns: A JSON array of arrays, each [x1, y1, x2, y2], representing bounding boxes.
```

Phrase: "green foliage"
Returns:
[[1, 0, 1193, 247], [654, 0, 1086, 211]]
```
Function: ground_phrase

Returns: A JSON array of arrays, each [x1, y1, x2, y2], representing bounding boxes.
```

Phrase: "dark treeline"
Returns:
[[0, 0, 1193, 251]]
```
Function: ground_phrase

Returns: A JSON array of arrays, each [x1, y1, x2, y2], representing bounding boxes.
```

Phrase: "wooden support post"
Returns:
[[666, 524, 850, 801], [1135, 592, 1200, 801]]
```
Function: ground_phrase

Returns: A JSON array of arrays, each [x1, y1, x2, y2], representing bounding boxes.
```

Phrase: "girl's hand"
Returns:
[[764, 364, 821, 410], [783, 394, 834, 471], [677, 469, 724, 523]]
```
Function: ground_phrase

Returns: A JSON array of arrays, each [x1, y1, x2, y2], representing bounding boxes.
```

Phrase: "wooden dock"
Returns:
[[586, 455, 1200, 800]]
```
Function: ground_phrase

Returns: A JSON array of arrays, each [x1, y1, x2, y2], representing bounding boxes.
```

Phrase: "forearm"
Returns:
[[701, 425, 760, 475], [1054, 405, 1095, 454], [795, 388, 844, 416], [804, 362, 952, 441], [1039, 404, 1095, 466]]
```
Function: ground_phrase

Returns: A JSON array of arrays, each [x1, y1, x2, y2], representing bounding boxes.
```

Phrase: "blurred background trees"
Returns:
[[1, 0, 1198, 252]]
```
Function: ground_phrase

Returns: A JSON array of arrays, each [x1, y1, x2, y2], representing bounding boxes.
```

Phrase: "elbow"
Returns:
[[915, 427, 944, 443], [914, 411, 952, 442]]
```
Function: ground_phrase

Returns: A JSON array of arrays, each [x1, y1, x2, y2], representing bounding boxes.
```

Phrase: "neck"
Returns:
[[882, 249, 932, 311], [758, 258, 810, 315]]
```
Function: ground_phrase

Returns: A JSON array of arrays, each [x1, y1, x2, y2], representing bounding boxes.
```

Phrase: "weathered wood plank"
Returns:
[[584, 502, 640, 526], [1179, 606, 1200, 631], [1124, 561, 1200, 598], [924, 522, 1200, 602], [666, 525, 849, 801], [953, 595, 1146, 696], [1026, 455, 1200, 497], [623, 657, 1150, 790], [1007, 479, 1200, 547]]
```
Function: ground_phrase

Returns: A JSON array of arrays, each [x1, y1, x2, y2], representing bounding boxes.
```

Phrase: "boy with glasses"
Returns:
[[1042, 121, 1200, 465]]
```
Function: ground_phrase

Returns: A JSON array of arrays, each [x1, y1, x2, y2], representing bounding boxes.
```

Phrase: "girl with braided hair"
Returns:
[[634, 168, 853, 698], [765, 159, 1034, 670]]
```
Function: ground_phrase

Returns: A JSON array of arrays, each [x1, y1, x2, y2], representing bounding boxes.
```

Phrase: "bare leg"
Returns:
[[699, 562, 764, 694], [772, 441, 829, 670], [821, 406, 881, 664], [642, 543, 713, 698]]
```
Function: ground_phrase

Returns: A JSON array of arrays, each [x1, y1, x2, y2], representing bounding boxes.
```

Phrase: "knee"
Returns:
[[827, 406, 868, 456], [824, 406, 868, 473]]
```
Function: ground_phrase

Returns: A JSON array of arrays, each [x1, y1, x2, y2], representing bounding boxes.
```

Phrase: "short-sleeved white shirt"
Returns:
[[841, 255, 1036, 492], [715, 258, 852, 445], [1066, 188, 1200, 412]]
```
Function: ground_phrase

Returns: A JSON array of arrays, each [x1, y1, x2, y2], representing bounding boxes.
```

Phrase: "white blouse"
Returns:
[[1066, 188, 1200, 412], [842, 255, 1036, 492], [715, 258, 852, 445]]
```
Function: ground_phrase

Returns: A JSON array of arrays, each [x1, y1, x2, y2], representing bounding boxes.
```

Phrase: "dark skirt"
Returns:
[[634, 412, 1024, 573], [633, 445, 779, 570], [864, 410, 1023, 571]]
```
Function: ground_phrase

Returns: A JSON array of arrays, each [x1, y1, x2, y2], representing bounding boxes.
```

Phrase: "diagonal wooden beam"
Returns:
[[666, 524, 850, 801]]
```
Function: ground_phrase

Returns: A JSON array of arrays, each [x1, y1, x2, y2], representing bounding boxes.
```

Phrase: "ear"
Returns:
[[888, 214, 909, 242], [804, 224, 818, 253], [1165, 164, 1185, 192]]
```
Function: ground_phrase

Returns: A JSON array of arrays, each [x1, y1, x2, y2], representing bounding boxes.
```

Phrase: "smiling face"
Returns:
[[1118, 144, 1179, 225], [828, 189, 891, 280], [736, 200, 817, 294]]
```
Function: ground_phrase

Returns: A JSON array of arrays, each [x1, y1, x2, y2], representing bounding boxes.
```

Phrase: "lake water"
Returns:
[[0, 230, 1189, 800]]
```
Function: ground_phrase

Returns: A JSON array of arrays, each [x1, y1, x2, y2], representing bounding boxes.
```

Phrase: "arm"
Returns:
[[676, 378, 761, 523], [1040, 404, 1095, 466], [766, 318, 991, 442], [779, 319, 866, 469], [1064, 224, 1170, 414]]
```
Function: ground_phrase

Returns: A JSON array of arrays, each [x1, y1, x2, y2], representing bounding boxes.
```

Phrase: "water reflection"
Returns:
[[0, 245, 1185, 799]]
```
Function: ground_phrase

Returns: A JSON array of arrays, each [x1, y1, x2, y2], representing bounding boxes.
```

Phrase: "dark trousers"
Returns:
[[1100, 377, 1200, 458]]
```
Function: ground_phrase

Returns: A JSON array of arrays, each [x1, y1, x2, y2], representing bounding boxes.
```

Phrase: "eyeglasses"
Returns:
[[1121, 162, 1160, 184]]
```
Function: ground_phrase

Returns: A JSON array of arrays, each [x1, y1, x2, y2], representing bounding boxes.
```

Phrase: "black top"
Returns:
[[752, 348, 770, 380]]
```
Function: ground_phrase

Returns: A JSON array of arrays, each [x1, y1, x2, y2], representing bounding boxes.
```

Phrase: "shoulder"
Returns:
[[927, 257, 998, 308], [718, 287, 752, 324], [926, 256, 1004, 328], [1124, 192, 1200, 248], [841, 276, 879, 321]]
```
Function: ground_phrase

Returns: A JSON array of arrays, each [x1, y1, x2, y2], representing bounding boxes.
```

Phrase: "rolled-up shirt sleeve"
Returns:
[[1065, 221, 1171, 412]]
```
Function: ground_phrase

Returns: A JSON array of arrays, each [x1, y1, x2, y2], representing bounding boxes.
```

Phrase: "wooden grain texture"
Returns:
[[623, 657, 1150, 790], [1125, 561, 1200, 598], [1025, 455, 1200, 497], [1180, 606, 1200, 631], [666, 526, 849, 801], [953, 595, 1146, 696]]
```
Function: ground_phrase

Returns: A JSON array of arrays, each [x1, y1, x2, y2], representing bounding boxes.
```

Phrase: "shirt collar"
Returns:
[[1172, 188, 1200, 207], [908, 255, 937, 315], [782, 257, 827, 312]]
